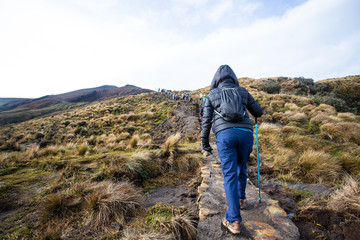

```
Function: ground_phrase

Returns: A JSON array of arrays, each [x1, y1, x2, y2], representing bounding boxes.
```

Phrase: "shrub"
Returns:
[[312, 95, 347, 113], [294, 150, 341, 184], [260, 80, 281, 94]]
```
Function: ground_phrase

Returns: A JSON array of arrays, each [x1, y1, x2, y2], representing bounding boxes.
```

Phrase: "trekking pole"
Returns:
[[255, 117, 262, 203]]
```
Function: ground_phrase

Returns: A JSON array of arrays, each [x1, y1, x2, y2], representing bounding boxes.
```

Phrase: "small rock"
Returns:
[[244, 221, 283, 240]]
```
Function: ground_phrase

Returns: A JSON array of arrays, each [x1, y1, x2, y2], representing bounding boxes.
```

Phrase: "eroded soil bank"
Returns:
[[248, 166, 360, 240]]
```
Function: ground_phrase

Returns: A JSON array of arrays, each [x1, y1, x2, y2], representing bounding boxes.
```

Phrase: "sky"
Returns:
[[0, 0, 359, 98]]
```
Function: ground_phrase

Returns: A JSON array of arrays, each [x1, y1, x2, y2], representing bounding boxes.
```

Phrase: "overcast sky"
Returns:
[[0, 0, 359, 98]]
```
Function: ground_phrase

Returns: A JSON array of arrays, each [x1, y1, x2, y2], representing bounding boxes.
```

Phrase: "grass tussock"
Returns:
[[164, 133, 181, 154], [327, 175, 360, 212], [282, 126, 304, 134], [146, 203, 197, 240], [339, 153, 360, 177], [258, 123, 280, 133], [294, 150, 341, 184], [119, 132, 131, 140], [42, 194, 69, 220], [174, 153, 203, 174], [128, 134, 140, 149], [77, 142, 88, 156], [337, 112, 357, 122], [310, 104, 337, 116], [320, 122, 360, 143], [85, 181, 142, 232]]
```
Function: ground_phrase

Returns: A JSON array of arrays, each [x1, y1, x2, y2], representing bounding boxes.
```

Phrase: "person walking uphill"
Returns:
[[201, 65, 263, 235]]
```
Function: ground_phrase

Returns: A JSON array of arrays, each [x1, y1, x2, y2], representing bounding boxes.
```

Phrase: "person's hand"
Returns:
[[202, 137, 212, 154]]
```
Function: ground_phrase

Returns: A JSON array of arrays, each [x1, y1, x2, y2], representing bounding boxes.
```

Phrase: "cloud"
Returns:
[[0, 0, 359, 98], [207, 0, 233, 23]]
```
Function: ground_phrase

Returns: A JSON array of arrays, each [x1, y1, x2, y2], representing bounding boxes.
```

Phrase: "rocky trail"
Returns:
[[196, 146, 300, 239]]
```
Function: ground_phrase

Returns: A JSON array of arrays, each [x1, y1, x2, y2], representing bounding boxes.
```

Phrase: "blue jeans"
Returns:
[[216, 128, 253, 222]]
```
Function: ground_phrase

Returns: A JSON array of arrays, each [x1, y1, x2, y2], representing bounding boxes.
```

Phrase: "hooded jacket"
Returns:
[[201, 65, 263, 140]]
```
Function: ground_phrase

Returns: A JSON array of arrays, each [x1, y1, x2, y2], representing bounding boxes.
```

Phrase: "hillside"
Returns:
[[0, 76, 359, 239], [0, 84, 152, 126]]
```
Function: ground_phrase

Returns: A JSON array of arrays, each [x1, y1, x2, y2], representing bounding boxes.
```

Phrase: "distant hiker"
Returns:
[[201, 65, 263, 235], [158, 88, 160, 92], [200, 95, 206, 117], [182, 93, 185, 100]]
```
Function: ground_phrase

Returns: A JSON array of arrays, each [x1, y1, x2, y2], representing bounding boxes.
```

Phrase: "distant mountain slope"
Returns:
[[0, 84, 152, 126]]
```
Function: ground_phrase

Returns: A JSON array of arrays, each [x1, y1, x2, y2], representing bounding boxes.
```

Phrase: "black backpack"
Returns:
[[214, 88, 246, 122]]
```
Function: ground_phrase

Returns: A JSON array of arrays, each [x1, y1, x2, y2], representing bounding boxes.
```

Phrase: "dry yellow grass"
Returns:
[[320, 122, 360, 143], [339, 153, 360, 176], [272, 148, 296, 173], [270, 100, 285, 111], [284, 103, 300, 112], [286, 112, 308, 124], [327, 175, 360, 212], [294, 150, 341, 184], [85, 181, 142, 232], [282, 126, 304, 134], [77, 142, 88, 156], [284, 135, 325, 152], [128, 134, 140, 149], [301, 104, 316, 115], [310, 104, 337, 117], [258, 123, 281, 133], [337, 112, 357, 122], [164, 133, 181, 154], [119, 132, 131, 140]]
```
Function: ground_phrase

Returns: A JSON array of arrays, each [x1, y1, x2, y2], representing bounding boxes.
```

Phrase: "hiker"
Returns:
[[201, 65, 263, 235]]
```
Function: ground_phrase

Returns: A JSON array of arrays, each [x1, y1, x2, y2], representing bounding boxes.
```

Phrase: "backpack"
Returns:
[[214, 88, 246, 122]]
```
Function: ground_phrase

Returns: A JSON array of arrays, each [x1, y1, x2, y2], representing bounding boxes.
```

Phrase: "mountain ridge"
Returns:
[[0, 84, 152, 126]]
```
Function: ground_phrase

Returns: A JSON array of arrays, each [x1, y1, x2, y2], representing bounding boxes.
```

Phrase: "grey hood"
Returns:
[[210, 65, 239, 90]]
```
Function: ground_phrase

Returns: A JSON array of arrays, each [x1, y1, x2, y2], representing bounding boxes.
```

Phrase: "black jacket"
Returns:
[[202, 65, 263, 141]]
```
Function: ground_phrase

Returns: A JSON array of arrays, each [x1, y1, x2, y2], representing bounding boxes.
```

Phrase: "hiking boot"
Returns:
[[221, 218, 241, 235], [240, 199, 245, 210]]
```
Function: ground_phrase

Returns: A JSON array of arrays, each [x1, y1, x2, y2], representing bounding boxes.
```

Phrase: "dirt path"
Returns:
[[154, 101, 201, 143], [196, 145, 300, 240]]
